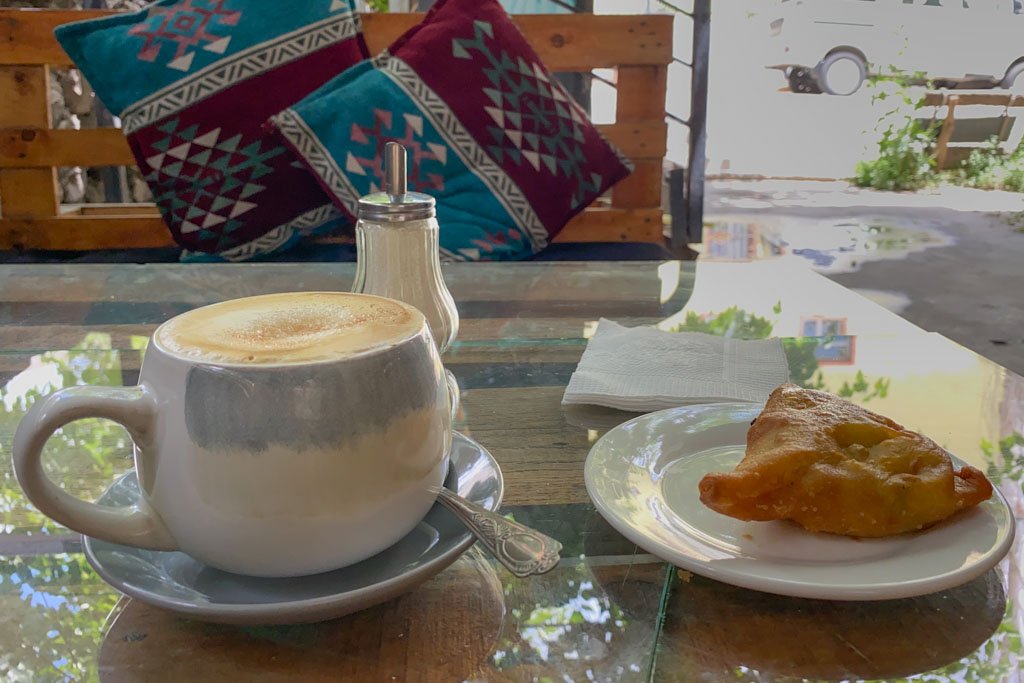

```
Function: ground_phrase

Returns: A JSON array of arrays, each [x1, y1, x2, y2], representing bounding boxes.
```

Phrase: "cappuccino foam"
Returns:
[[155, 292, 422, 365]]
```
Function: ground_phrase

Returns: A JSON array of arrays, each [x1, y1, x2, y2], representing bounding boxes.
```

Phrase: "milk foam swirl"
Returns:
[[155, 292, 422, 364]]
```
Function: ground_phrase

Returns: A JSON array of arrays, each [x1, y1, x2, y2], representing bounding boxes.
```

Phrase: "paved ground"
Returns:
[[704, 179, 1024, 375]]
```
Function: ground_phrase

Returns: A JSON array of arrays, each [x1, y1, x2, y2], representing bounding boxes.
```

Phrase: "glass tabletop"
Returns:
[[0, 260, 1021, 681]]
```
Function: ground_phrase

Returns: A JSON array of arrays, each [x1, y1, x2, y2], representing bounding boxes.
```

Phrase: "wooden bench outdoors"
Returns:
[[0, 9, 671, 253], [923, 90, 1024, 170]]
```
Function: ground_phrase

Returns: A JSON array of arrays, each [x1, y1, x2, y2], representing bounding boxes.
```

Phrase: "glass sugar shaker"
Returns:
[[352, 141, 459, 353]]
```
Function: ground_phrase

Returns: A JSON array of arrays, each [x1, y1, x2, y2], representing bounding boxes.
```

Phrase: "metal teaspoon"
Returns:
[[435, 487, 562, 577]]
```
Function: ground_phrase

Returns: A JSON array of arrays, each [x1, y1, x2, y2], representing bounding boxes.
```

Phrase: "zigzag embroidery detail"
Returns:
[[379, 55, 548, 250], [271, 108, 361, 216], [123, 13, 360, 134], [286, 202, 342, 234], [184, 202, 341, 262]]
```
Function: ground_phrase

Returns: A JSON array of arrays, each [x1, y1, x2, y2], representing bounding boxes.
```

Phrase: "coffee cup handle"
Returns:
[[13, 385, 177, 550]]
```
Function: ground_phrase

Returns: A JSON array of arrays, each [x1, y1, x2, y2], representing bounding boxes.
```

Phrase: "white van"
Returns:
[[768, 0, 1024, 95]]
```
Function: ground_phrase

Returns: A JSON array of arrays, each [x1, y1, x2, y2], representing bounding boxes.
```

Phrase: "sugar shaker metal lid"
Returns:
[[357, 141, 436, 222]]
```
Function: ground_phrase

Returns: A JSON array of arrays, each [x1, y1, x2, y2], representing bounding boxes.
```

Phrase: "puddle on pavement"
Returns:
[[698, 218, 953, 275]]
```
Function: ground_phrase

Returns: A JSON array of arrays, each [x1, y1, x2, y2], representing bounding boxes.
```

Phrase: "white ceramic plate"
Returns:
[[584, 403, 1016, 601]]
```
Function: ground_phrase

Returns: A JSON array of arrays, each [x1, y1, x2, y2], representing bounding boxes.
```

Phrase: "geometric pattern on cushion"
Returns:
[[270, 0, 632, 261], [55, 0, 367, 261]]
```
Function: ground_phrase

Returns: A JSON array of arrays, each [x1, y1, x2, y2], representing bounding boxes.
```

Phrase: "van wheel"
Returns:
[[816, 51, 866, 96], [1001, 62, 1024, 94]]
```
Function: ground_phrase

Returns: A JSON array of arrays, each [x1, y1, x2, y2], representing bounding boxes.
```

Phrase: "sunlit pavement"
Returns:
[[702, 179, 1024, 375]]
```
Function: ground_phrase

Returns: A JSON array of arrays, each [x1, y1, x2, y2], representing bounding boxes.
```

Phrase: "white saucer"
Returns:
[[83, 432, 502, 624], [584, 403, 1016, 601]]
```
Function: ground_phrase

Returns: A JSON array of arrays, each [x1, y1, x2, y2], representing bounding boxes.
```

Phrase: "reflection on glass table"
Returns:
[[0, 261, 1020, 681]]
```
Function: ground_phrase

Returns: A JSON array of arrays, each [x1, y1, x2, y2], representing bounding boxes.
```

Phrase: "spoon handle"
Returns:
[[436, 488, 562, 577]]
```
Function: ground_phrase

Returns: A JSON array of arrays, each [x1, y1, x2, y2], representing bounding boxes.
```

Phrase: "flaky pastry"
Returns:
[[699, 384, 993, 537]]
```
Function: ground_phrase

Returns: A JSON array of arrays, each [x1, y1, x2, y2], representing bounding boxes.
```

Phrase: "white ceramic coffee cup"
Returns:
[[13, 292, 455, 577]]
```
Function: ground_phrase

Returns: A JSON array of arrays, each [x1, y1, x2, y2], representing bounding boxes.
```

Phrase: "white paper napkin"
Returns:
[[562, 319, 790, 411]]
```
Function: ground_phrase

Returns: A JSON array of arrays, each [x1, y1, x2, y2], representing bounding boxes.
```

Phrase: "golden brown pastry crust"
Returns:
[[699, 384, 993, 537]]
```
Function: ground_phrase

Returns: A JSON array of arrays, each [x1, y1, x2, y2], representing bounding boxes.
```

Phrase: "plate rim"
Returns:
[[83, 431, 503, 621], [584, 402, 1017, 601]]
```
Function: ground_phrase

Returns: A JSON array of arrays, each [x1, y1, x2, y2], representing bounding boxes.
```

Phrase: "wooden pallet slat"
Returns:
[[933, 95, 959, 171], [603, 120, 667, 158], [612, 64, 667, 210], [614, 65, 668, 122], [0, 65, 58, 218], [0, 121, 667, 168], [0, 10, 672, 71], [0, 127, 132, 168], [75, 203, 159, 216], [555, 207, 663, 243], [0, 215, 170, 250], [612, 158, 662, 209], [922, 90, 1024, 107]]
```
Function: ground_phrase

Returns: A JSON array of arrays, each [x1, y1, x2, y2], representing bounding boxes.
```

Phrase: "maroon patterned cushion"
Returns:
[[56, 1, 367, 261], [272, 0, 632, 260]]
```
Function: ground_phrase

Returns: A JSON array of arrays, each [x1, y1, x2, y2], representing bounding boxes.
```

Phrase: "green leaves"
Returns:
[[671, 307, 775, 340], [781, 337, 825, 389], [855, 70, 938, 191], [981, 431, 1024, 485], [854, 117, 937, 192], [836, 371, 890, 403], [946, 135, 1024, 192]]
